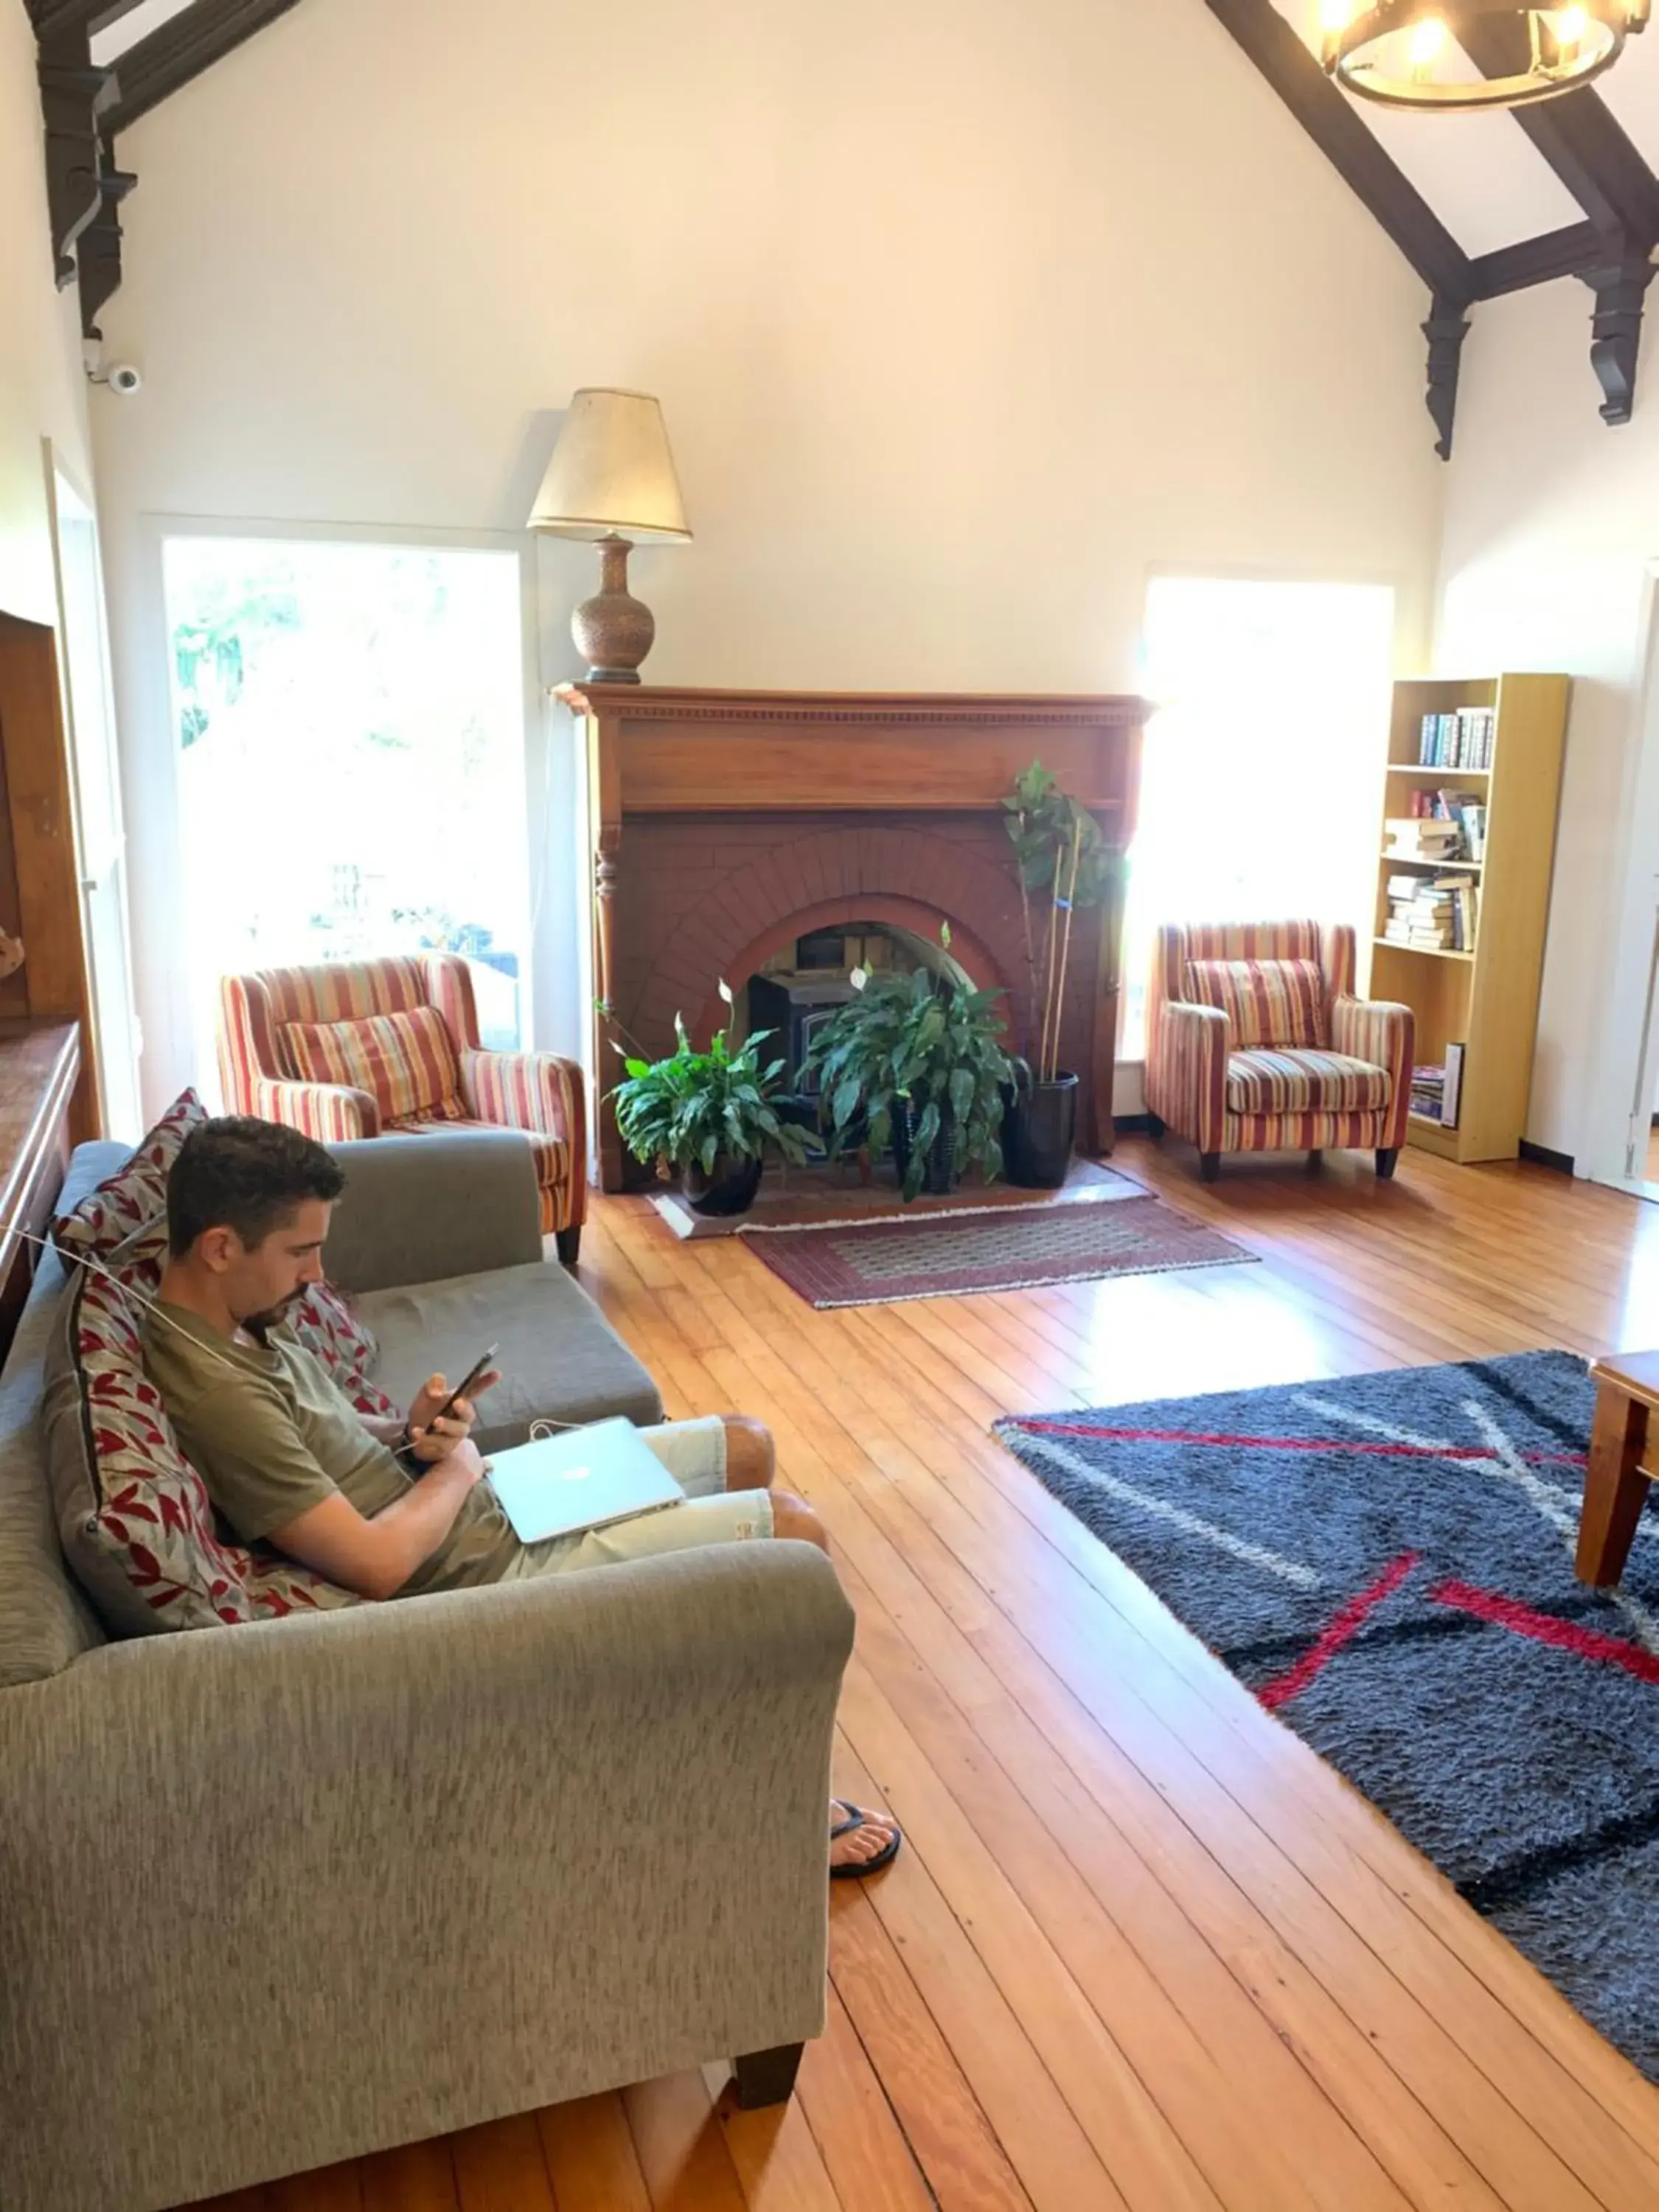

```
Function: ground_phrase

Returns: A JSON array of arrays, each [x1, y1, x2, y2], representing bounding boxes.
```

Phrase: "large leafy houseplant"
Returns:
[[611, 986, 808, 1211], [807, 940, 1016, 1200]]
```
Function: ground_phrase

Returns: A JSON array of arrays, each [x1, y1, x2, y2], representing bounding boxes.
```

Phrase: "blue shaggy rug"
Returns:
[[994, 1350, 1659, 2081]]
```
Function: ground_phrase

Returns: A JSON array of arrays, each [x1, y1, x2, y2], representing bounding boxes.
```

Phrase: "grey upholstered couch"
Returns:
[[0, 1129, 854, 2212]]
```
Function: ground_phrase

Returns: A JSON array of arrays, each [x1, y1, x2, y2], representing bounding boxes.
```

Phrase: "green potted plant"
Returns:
[[1001, 759, 1118, 1186], [611, 984, 809, 1216], [807, 931, 1017, 1200]]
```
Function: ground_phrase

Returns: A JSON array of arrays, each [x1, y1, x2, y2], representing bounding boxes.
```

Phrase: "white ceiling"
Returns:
[[1270, 1, 1659, 258]]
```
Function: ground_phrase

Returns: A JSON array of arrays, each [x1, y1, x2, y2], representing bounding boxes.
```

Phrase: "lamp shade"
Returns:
[[527, 388, 692, 543]]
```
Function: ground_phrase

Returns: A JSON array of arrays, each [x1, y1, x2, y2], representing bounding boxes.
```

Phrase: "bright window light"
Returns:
[[162, 536, 532, 1086], [1120, 576, 1396, 1061]]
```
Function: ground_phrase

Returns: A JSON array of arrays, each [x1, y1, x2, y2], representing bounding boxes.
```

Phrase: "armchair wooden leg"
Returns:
[[1577, 1385, 1649, 1587], [1376, 1149, 1399, 1180], [734, 2041, 804, 2110], [556, 1225, 582, 1266], [1199, 1152, 1220, 1183]]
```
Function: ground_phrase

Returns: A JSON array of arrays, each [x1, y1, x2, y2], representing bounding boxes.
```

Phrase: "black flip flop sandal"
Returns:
[[830, 1798, 902, 1879]]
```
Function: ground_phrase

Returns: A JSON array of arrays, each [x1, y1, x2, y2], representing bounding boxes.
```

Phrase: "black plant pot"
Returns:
[[1006, 1072, 1079, 1189], [682, 1153, 765, 1217], [891, 1102, 958, 1196]]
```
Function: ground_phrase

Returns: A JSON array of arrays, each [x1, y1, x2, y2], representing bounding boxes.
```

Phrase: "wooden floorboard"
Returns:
[[187, 1141, 1659, 2211]]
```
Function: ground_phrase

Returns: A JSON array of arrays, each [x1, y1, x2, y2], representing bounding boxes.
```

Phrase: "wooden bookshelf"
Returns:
[[1372, 673, 1568, 1164]]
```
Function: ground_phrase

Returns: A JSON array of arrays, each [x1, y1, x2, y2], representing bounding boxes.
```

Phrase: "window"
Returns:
[[161, 537, 532, 1084], [1121, 576, 1397, 1058]]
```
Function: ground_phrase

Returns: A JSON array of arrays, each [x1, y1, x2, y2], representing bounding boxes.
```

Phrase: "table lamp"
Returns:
[[527, 388, 692, 683]]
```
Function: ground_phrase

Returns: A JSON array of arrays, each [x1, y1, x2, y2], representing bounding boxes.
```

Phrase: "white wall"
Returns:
[[88, 0, 1448, 1112], [1436, 279, 1659, 1168], [0, 5, 94, 624]]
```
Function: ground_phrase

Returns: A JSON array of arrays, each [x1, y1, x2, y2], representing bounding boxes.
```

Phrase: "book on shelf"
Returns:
[[1417, 706, 1495, 771], [1442, 1043, 1464, 1128], [1408, 1046, 1464, 1126], [1384, 873, 1478, 951]]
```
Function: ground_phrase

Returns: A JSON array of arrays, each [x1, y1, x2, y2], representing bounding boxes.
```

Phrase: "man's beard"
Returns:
[[242, 1288, 304, 1344]]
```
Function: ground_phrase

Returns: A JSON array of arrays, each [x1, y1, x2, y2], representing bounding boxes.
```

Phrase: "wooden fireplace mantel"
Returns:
[[556, 684, 1150, 1189]]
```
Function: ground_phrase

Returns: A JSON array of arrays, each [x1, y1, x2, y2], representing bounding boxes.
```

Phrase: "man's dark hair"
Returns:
[[167, 1117, 346, 1258]]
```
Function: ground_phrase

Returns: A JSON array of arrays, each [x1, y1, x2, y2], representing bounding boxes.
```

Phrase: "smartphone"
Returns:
[[427, 1346, 498, 1430]]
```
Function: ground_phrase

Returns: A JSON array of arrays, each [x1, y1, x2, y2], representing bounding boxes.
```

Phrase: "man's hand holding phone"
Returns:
[[405, 1354, 501, 1467]]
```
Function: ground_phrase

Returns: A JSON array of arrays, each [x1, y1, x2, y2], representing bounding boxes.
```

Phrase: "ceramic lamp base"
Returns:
[[572, 534, 654, 684]]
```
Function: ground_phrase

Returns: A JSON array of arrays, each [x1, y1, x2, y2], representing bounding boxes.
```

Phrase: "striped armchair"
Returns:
[[218, 955, 588, 1259], [1144, 922, 1413, 1184]]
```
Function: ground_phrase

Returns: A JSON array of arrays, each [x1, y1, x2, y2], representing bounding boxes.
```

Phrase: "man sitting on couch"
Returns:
[[144, 1116, 900, 1877]]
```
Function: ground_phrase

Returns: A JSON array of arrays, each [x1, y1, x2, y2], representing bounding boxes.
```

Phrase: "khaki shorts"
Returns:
[[507, 1414, 775, 1578]]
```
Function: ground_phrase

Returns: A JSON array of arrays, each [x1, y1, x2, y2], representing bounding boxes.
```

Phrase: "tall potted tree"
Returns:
[[1001, 760, 1116, 1186], [611, 984, 808, 1215]]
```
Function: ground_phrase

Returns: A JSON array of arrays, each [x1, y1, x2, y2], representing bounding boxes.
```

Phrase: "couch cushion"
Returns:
[[280, 1006, 465, 1124], [389, 1113, 568, 1193], [1186, 959, 1326, 1050], [41, 1235, 363, 1636], [1225, 1048, 1390, 1117], [355, 1258, 662, 1451], [50, 1089, 206, 1259]]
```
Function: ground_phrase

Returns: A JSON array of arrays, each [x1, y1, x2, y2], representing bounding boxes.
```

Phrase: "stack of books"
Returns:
[[1409, 1045, 1464, 1127], [1384, 883, 1456, 950], [1385, 816, 1463, 864], [1419, 709, 1495, 770], [1384, 872, 1479, 950]]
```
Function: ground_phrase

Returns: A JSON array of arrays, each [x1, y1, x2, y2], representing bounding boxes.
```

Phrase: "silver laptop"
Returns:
[[485, 1416, 686, 1545]]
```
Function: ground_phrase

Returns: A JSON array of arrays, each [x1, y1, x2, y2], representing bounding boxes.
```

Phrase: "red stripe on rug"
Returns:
[[1431, 1579, 1659, 1685], [1006, 1419, 1586, 1469], [1258, 1550, 1421, 1711]]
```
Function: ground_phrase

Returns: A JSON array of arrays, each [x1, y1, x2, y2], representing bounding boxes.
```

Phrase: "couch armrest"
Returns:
[[1332, 995, 1415, 1149], [253, 1074, 378, 1142], [322, 1128, 545, 1293], [1146, 1000, 1230, 1152], [0, 1541, 853, 2212]]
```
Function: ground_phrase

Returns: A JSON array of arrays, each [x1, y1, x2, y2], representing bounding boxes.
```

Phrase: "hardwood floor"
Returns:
[[195, 1139, 1659, 2212]]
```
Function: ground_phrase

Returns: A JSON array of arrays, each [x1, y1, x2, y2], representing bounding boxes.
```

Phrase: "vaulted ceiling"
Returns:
[[1211, 1, 1659, 452], [26, 0, 303, 347]]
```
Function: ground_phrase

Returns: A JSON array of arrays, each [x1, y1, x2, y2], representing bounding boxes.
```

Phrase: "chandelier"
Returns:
[[1320, 1, 1649, 109]]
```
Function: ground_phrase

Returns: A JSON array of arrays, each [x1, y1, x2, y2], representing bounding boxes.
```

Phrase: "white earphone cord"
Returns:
[[13, 1227, 584, 1429]]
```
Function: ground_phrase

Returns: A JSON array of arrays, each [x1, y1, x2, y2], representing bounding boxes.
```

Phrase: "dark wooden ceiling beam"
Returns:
[[28, 0, 149, 35], [1203, 0, 1475, 304], [1458, 18, 1659, 243], [1471, 219, 1604, 299], [103, 0, 302, 135]]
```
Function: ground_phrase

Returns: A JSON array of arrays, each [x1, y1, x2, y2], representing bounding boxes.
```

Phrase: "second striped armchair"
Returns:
[[1144, 921, 1413, 1184], [218, 954, 588, 1259]]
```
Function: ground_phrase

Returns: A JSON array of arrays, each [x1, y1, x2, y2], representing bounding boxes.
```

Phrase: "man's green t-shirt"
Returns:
[[142, 1301, 526, 1595]]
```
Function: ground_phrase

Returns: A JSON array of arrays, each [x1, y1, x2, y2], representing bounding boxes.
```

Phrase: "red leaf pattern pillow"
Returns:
[[51, 1089, 207, 1260], [66, 1259, 362, 1634]]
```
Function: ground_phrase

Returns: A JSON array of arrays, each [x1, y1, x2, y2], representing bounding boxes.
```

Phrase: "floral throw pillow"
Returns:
[[290, 1282, 397, 1421], [51, 1088, 207, 1260], [42, 1250, 362, 1636]]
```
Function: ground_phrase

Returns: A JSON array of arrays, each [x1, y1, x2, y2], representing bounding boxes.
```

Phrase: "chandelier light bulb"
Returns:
[[1409, 13, 1449, 61]]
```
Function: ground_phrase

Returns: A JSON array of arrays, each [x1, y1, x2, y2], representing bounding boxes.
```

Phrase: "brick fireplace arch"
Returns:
[[687, 889, 1009, 1048], [559, 685, 1147, 1189]]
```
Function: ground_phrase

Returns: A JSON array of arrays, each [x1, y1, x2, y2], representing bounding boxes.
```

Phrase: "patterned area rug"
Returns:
[[742, 1194, 1253, 1308], [995, 1352, 1659, 2080]]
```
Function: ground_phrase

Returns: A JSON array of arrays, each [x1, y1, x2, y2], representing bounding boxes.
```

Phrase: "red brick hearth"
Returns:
[[558, 686, 1147, 1190]]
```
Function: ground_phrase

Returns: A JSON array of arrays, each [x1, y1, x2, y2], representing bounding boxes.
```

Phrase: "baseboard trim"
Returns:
[[1113, 1113, 1158, 1135], [1519, 1139, 1575, 1176]]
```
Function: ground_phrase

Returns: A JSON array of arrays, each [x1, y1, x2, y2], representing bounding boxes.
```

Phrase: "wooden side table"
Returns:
[[1576, 1351, 1659, 1587]]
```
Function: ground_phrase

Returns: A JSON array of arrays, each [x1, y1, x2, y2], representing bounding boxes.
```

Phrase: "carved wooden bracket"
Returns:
[[1581, 243, 1655, 425], [77, 153, 136, 342], [1422, 296, 1472, 462], [35, 38, 114, 288]]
